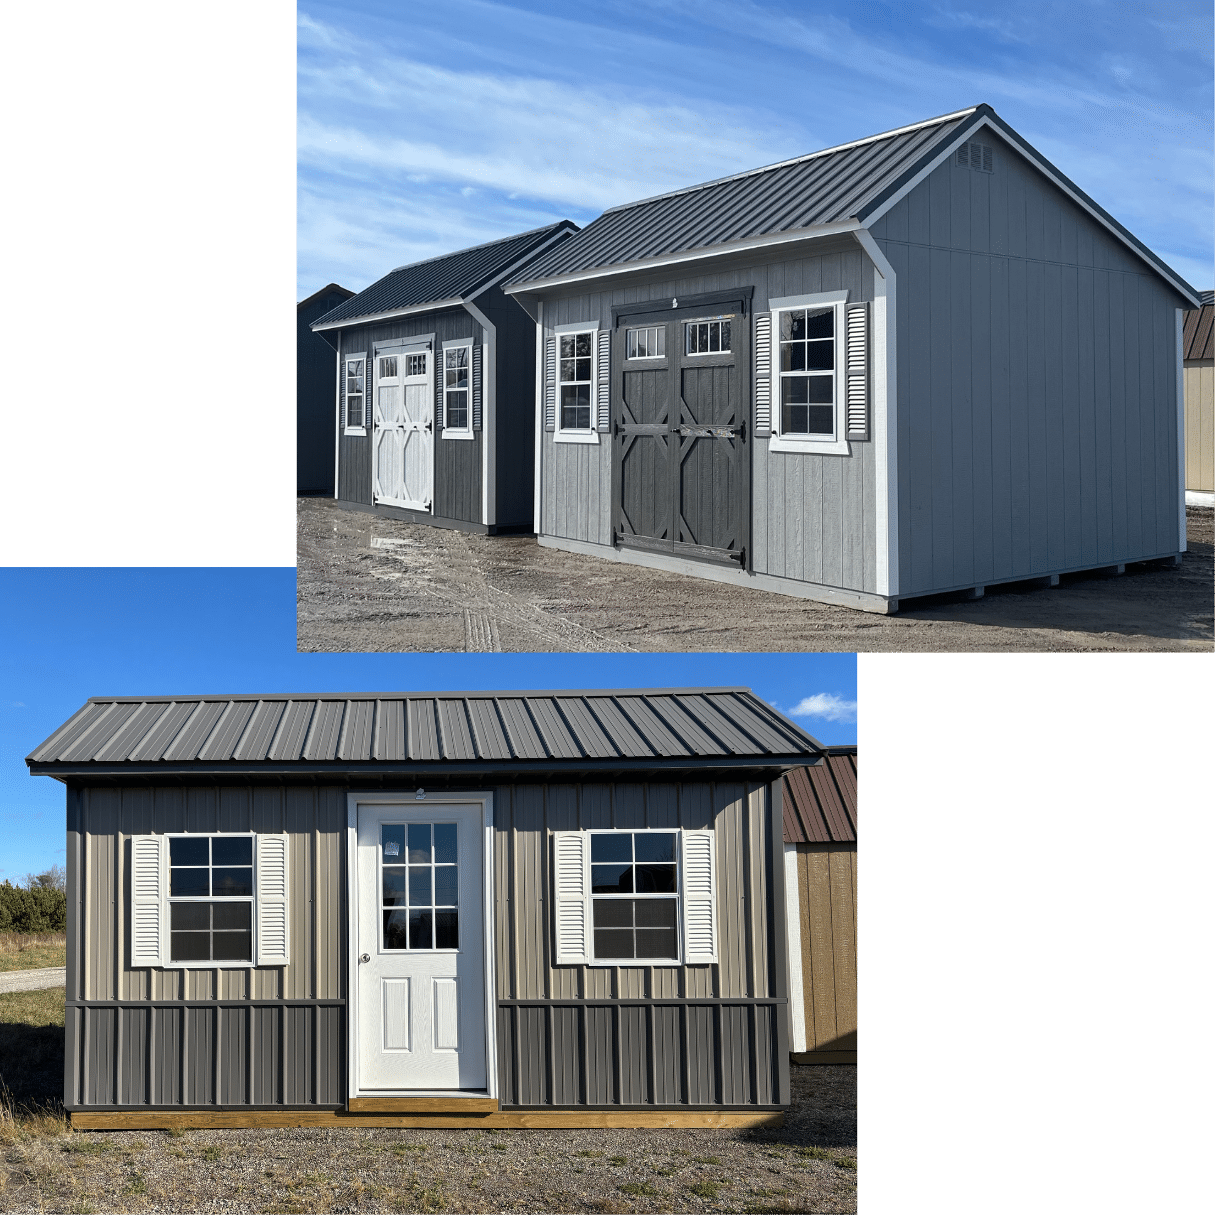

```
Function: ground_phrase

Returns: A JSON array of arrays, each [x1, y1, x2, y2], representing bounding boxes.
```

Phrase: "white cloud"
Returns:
[[787, 693, 858, 724]]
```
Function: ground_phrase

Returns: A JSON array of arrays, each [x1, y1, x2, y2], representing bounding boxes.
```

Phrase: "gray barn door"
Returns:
[[612, 297, 750, 567]]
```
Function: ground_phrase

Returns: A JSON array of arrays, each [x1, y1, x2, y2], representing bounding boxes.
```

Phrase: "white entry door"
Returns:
[[356, 803, 486, 1092], [373, 348, 433, 511]]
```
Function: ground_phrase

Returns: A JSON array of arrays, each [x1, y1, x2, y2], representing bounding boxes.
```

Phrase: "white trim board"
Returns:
[[345, 790, 497, 1102], [460, 301, 496, 525], [862, 114, 1200, 306], [783, 845, 807, 1054], [853, 229, 899, 598], [312, 298, 464, 332], [1176, 309, 1187, 552]]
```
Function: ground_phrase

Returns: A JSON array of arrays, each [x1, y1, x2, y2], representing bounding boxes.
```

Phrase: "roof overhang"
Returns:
[[310, 297, 464, 332], [858, 106, 1201, 307], [29, 753, 821, 784], [504, 220, 863, 295]]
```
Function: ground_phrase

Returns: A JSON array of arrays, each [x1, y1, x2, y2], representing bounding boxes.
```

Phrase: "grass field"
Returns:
[[0, 932, 67, 973], [0, 984, 65, 1112]]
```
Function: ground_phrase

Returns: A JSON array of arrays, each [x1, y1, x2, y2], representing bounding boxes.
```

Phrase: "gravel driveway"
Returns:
[[0, 967, 67, 995], [2, 1066, 856, 1214], [297, 498, 1213, 653]]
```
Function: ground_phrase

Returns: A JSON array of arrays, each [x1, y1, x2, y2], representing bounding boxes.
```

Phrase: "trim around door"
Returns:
[[346, 790, 496, 1102]]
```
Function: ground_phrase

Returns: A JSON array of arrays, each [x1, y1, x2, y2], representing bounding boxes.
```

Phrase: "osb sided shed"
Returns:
[[27, 688, 823, 1130], [505, 103, 1200, 612]]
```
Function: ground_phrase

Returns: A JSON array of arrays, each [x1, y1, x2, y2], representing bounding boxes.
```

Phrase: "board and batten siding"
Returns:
[[539, 245, 878, 595], [791, 845, 856, 1061], [1184, 361, 1213, 494], [65, 784, 345, 1109], [869, 129, 1187, 597], [337, 307, 483, 523], [492, 780, 789, 1108]]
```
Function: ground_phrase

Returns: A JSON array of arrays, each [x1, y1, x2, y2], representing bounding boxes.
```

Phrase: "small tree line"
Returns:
[[0, 867, 67, 933]]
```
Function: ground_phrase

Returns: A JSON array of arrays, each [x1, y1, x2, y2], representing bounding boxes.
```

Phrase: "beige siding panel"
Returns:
[[492, 781, 771, 1006], [82, 784, 343, 1008], [828, 852, 857, 1051], [1184, 362, 1214, 492], [794, 846, 857, 1055]]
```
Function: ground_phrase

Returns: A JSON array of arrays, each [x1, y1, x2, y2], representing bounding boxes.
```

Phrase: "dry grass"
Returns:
[[0, 984, 856, 1213], [0, 931, 66, 973]]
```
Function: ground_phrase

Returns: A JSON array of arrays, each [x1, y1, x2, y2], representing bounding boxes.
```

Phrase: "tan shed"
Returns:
[[1183, 292, 1213, 500], [781, 748, 857, 1065]]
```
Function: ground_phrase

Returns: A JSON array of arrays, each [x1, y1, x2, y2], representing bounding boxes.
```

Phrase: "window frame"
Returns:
[[768, 290, 851, 456], [683, 315, 733, 357], [587, 827, 683, 967], [163, 832, 257, 969], [440, 339, 474, 441], [343, 353, 368, 437], [625, 324, 667, 362], [553, 322, 600, 445], [377, 817, 463, 955]]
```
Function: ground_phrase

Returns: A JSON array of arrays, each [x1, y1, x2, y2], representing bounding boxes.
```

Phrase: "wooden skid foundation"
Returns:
[[71, 1109, 784, 1131]]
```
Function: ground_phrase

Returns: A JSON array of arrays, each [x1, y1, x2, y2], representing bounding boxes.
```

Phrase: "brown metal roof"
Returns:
[[27, 688, 823, 776], [1183, 303, 1214, 361], [782, 747, 857, 845]]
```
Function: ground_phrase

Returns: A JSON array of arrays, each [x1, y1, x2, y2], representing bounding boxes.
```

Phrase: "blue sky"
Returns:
[[0, 568, 856, 882], [298, 0, 1213, 298]]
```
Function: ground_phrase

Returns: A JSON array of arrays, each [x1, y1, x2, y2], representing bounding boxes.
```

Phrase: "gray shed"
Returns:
[[312, 222, 577, 534], [27, 687, 821, 1130], [505, 104, 1200, 612], [298, 282, 355, 497]]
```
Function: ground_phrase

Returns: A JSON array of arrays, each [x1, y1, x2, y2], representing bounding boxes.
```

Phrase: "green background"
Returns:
[[3, 0, 297, 566]]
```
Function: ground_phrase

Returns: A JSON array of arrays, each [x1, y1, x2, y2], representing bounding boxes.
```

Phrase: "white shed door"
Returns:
[[374, 349, 433, 512], [356, 804, 485, 1092]]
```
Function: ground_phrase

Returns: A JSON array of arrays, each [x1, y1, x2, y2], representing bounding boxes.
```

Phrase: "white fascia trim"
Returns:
[[1176, 309, 1187, 552], [505, 221, 863, 294], [461, 301, 496, 525], [784, 844, 807, 1054], [853, 229, 899, 598], [333, 329, 342, 500], [533, 301, 544, 533], [863, 116, 1200, 305], [466, 224, 580, 302], [312, 297, 463, 332]]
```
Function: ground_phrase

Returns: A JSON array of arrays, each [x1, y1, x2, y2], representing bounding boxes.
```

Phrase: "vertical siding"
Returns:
[[540, 248, 878, 592], [1184, 362, 1214, 492], [871, 129, 1185, 595], [73, 784, 346, 1108], [794, 846, 857, 1056], [337, 309, 484, 524]]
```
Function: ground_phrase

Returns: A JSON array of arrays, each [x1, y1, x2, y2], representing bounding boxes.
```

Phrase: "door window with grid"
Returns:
[[382, 823, 459, 950]]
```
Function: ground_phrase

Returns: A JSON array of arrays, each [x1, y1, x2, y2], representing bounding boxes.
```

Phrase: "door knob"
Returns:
[[359, 953, 370, 964]]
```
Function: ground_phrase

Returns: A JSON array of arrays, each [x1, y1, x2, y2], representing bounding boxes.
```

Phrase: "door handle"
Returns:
[[359, 953, 370, 964]]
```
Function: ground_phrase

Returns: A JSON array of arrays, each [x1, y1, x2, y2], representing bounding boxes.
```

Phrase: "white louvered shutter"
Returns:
[[130, 835, 165, 967], [544, 337, 557, 432], [754, 313, 772, 435], [596, 330, 611, 431], [845, 303, 869, 441], [681, 829, 718, 964], [552, 831, 590, 964], [255, 834, 290, 966], [472, 344, 483, 430]]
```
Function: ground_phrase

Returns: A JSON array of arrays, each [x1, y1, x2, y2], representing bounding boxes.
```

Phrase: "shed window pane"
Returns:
[[171, 838, 209, 867], [383, 867, 407, 905], [384, 909, 409, 950], [212, 867, 253, 897], [212, 838, 252, 867], [434, 824, 457, 864], [406, 353, 426, 376], [409, 909, 433, 950], [408, 824, 431, 864], [435, 909, 459, 949], [171, 932, 210, 962], [171, 903, 209, 931], [171, 867, 209, 897], [591, 835, 631, 864], [592, 863, 632, 894], [169, 900, 252, 963], [557, 332, 594, 429], [634, 833, 675, 863], [685, 318, 732, 355], [434, 866, 458, 906], [213, 931, 252, 960], [382, 826, 405, 859], [380, 356, 398, 378], [409, 867, 432, 906]]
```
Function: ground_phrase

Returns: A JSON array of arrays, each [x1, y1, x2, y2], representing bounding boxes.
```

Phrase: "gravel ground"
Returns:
[[297, 498, 1213, 653], [0, 1067, 856, 1214], [0, 968, 67, 995]]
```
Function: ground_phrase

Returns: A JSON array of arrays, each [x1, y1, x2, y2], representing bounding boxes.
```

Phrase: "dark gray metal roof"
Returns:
[[312, 222, 577, 329], [509, 108, 977, 286], [27, 688, 823, 775], [506, 104, 1198, 305]]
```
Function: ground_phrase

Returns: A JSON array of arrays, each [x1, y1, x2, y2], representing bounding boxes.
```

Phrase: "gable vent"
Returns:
[[955, 140, 994, 173]]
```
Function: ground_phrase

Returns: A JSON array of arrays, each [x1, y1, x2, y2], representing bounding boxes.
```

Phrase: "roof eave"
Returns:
[[27, 753, 822, 782], [504, 220, 864, 294], [311, 297, 464, 332], [857, 104, 1201, 307]]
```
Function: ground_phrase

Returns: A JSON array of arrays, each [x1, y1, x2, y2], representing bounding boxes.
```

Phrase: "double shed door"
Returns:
[[373, 344, 433, 512], [612, 295, 751, 568]]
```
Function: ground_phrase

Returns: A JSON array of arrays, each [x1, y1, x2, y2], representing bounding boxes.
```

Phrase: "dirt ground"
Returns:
[[297, 498, 1213, 653], [0, 984, 856, 1215]]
